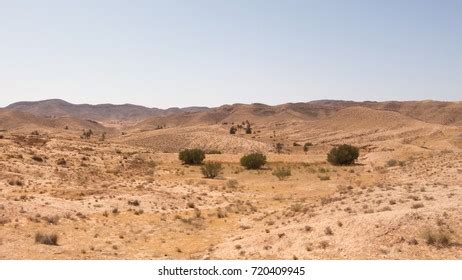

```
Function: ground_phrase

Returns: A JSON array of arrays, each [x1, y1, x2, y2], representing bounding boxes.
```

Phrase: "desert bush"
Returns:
[[35, 232, 58, 246], [179, 149, 205, 165], [245, 126, 252, 134], [226, 179, 239, 188], [205, 150, 222, 154], [275, 143, 284, 153], [324, 226, 333, 235], [327, 144, 359, 165], [240, 152, 267, 169], [229, 126, 237, 134], [32, 155, 43, 162], [0, 135, 4, 139], [386, 159, 398, 167], [424, 230, 452, 248], [128, 199, 140, 206], [56, 158, 67, 166], [81, 129, 93, 139], [272, 166, 291, 180], [43, 215, 60, 225], [201, 161, 223, 178]]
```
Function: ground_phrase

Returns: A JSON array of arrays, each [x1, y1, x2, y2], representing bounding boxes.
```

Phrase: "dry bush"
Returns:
[[201, 161, 223, 179], [272, 166, 291, 180], [35, 233, 58, 246], [423, 230, 452, 248]]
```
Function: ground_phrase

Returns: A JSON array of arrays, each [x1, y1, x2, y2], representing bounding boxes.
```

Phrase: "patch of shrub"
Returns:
[[35, 232, 58, 246], [128, 199, 140, 206], [56, 158, 67, 166], [229, 126, 237, 134], [32, 155, 43, 162], [179, 149, 205, 165], [240, 152, 267, 169], [424, 230, 452, 248], [201, 161, 223, 178], [327, 144, 359, 165], [205, 150, 222, 154], [386, 159, 398, 167], [275, 143, 284, 153], [272, 166, 291, 180]]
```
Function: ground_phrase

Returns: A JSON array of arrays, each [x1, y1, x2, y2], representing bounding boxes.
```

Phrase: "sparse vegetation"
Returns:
[[179, 149, 205, 165], [327, 144, 359, 165], [240, 152, 267, 169]]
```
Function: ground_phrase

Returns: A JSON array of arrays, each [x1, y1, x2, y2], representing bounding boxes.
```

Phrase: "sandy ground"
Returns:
[[0, 118, 460, 259]]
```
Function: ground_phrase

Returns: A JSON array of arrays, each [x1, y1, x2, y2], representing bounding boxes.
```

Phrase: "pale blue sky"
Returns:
[[1, 0, 460, 108]]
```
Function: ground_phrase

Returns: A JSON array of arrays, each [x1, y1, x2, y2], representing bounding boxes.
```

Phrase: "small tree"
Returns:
[[229, 126, 237, 134], [327, 144, 359, 165], [179, 149, 205, 165], [201, 161, 223, 178], [240, 152, 267, 169]]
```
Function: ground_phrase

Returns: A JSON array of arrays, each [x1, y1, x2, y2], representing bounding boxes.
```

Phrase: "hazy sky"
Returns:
[[1, 0, 461, 108]]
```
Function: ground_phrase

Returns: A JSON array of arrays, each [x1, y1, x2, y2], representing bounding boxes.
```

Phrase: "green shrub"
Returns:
[[272, 166, 291, 180], [179, 149, 205, 165], [201, 161, 223, 178], [327, 144, 359, 165], [240, 152, 267, 169]]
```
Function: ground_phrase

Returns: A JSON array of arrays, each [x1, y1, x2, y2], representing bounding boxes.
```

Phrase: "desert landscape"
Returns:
[[0, 99, 460, 260]]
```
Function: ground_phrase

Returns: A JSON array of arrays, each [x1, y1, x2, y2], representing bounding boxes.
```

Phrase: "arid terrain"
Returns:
[[0, 99, 461, 259]]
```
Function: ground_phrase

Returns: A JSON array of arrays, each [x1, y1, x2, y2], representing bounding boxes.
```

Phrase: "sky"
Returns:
[[0, 0, 461, 108]]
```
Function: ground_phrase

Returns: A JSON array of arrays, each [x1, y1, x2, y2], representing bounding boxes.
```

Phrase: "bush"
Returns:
[[272, 166, 291, 180], [179, 149, 205, 165], [35, 232, 58, 246], [201, 161, 223, 178], [32, 155, 43, 162], [327, 144, 359, 165], [386, 159, 398, 167], [229, 126, 237, 134], [240, 152, 267, 169], [275, 143, 284, 153], [303, 142, 313, 152]]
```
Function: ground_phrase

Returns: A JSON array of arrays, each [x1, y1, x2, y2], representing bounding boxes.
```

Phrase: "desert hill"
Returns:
[[6, 100, 462, 130], [6, 99, 161, 125], [0, 108, 107, 133]]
